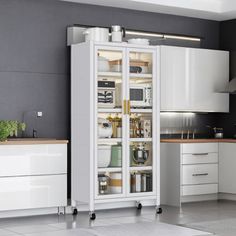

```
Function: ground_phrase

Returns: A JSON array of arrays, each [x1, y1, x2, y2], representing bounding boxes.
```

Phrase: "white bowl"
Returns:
[[98, 145, 111, 168], [128, 38, 150, 45]]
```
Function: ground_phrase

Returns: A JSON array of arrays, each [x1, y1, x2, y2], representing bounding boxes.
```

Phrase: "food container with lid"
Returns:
[[110, 145, 122, 167], [98, 145, 111, 168], [109, 172, 122, 194]]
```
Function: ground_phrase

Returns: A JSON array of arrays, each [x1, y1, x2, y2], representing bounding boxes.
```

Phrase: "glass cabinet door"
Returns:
[[95, 47, 126, 198], [127, 49, 156, 195]]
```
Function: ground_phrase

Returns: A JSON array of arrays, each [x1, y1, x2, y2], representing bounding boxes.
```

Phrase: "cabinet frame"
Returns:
[[71, 42, 160, 213]]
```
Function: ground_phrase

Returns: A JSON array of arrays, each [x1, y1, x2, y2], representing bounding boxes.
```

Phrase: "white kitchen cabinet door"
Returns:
[[0, 144, 67, 177], [182, 164, 218, 185], [160, 46, 190, 111], [0, 175, 67, 211], [219, 143, 236, 194], [160, 46, 229, 112], [188, 49, 229, 112]]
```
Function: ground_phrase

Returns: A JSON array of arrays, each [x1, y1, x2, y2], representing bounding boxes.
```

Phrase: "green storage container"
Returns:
[[110, 145, 122, 167]]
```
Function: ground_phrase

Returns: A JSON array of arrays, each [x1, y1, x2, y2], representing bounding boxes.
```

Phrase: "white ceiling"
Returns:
[[61, 0, 236, 21]]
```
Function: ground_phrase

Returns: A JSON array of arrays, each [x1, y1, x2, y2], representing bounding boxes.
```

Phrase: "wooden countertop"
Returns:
[[0, 138, 69, 145], [161, 139, 236, 143]]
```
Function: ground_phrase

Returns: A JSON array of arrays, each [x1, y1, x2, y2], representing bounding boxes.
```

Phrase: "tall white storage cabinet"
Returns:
[[71, 41, 161, 219]]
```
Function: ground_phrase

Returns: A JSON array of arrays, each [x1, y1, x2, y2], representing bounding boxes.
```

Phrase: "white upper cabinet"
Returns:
[[160, 46, 229, 112]]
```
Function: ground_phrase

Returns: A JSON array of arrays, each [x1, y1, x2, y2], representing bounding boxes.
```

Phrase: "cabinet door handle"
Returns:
[[192, 173, 209, 177], [192, 153, 209, 156], [127, 100, 131, 115], [123, 100, 127, 114]]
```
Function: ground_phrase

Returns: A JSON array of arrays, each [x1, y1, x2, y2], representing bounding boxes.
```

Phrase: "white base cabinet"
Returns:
[[160, 143, 219, 206], [219, 143, 236, 194], [0, 144, 67, 212]]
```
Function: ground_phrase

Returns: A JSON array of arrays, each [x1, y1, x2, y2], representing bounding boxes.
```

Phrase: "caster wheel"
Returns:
[[137, 203, 142, 210], [90, 212, 96, 220], [72, 208, 78, 215], [156, 207, 162, 214]]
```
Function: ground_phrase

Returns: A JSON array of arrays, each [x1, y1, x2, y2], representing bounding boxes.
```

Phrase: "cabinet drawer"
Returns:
[[182, 143, 218, 154], [0, 175, 67, 211], [182, 164, 218, 185], [182, 153, 218, 164], [182, 184, 218, 196], [0, 144, 67, 177]]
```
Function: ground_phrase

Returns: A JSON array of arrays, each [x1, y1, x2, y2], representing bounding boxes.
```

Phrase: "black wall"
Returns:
[[216, 20, 236, 138], [0, 0, 220, 139]]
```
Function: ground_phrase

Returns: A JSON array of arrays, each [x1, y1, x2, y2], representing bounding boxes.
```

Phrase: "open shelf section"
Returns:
[[98, 108, 122, 113], [98, 167, 122, 173], [130, 138, 152, 142], [98, 72, 122, 77]]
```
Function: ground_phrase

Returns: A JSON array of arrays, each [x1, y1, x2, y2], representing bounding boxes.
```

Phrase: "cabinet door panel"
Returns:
[[182, 153, 218, 165], [182, 164, 218, 185], [0, 175, 67, 211], [160, 46, 229, 112], [182, 143, 218, 154], [161, 46, 190, 111], [219, 143, 236, 193], [189, 49, 229, 112], [182, 184, 218, 196], [0, 144, 67, 177]]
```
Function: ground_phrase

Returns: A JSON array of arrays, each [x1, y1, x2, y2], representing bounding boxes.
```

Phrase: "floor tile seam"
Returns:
[[3, 225, 63, 235]]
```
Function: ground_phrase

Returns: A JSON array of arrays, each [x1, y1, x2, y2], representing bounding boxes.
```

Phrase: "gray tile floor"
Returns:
[[0, 200, 235, 235]]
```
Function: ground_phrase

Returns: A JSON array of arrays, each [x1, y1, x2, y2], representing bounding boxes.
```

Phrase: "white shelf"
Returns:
[[130, 138, 152, 142], [98, 138, 122, 143], [98, 167, 122, 173], [98, 72, 122, 77], [129, 73, 152, 78], [130, 108, 152, 113], [98, 108, 122, 113], [130, 166, 153, 171]]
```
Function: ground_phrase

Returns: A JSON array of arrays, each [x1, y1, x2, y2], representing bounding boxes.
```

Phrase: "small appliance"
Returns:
[[110, 25, 126, 42], [132, 143, 149, 165], [98, 118, 113, 138], [213, 127, 224, 139], [116, 83, 152, 108], [98, 80, 116, 108]]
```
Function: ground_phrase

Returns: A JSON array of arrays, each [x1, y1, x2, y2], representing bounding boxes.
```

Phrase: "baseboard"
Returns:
[[218, 193, 236, 201], [181, 194, 218, 203]]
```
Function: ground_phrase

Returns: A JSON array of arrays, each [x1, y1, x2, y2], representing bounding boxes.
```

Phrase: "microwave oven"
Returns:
[[116, 83, 152, 108]]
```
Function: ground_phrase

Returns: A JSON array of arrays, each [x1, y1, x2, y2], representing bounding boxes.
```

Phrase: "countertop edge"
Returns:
[[0, 139, 69, 145], [161, 139, 236, 143]]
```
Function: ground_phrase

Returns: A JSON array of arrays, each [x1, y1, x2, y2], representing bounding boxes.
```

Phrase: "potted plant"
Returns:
[[0, 120, 26, 142]]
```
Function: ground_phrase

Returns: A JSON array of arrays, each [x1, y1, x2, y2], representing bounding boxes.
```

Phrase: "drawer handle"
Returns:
[[192, 173, 209, 177], [192, 153, 209, 156]]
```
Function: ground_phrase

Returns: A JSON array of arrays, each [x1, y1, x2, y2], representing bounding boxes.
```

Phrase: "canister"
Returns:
[[110, 145, 122, 167], [109, 172, 122, 194]]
